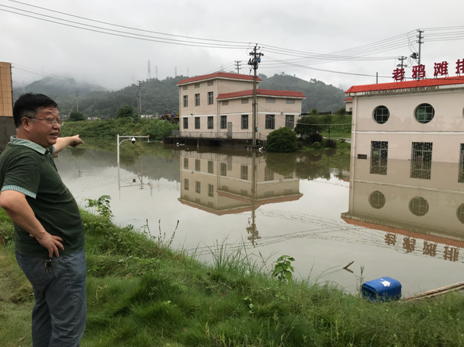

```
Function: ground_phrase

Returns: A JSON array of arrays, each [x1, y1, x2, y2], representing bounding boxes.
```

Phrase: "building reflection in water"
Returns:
[[177, 150, 303, 246], [343, 157, 464, 263]]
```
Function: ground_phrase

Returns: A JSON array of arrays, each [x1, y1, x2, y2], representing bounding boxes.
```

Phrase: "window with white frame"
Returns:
[[184, 158, 189, 169], [373, 106, 390, 124], [195, 181, 201, 193], [411, 142, 433, 179], [208, 161, 213, 174], [265, 115, 275, 129], [220, 163, 227, 176], [183, 118, 188, 129], [222, 100, 229, 106], [194, 83, 200, 88], [241, 165, 248, 180], [286, 99, 295, 104], [208, 184, 214, 197], [207, 116, 213, 129], [184, 179, 189, 191], [369, 191, 386, 209], [265, 98, 275, 103], [195, 94, 200, 106], [241, 98, 249, 104], [208, 92, 214, 105], [409, 197, 429, 216], [207, 80, 214, 86], [183, 85, 188, 90], [183, 95, 188, 107], [195, 117, 200, 129], [220, 115, 227, 129], [415, 103, 435, 124], [370, 141, 388, 175], [195, 159, 200, 171]]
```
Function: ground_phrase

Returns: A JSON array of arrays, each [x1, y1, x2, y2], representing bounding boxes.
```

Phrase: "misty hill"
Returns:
[[258, 74, 345, 112], [14, 76, 106, 97], [14, 73, 345, 117]]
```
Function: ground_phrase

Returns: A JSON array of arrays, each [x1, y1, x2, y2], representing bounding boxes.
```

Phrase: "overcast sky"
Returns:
[[2, 0, 464, 91]]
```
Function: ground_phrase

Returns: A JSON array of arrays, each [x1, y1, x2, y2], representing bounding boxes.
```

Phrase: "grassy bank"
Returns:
[[2, 208, 464, 347], [60, 118, 179, 141]]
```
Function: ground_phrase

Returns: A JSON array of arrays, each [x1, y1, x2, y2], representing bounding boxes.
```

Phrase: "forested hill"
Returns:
[[13, 73, 345, 118], [258, 74, 345, 112]]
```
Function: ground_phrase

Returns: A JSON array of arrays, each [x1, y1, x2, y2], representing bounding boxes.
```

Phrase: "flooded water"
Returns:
[[55, 141, 464, 296]]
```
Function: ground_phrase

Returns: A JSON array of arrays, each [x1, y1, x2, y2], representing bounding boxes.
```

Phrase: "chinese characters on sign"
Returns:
[[383, 233, 460, 262], [392, 59, 464, 80]]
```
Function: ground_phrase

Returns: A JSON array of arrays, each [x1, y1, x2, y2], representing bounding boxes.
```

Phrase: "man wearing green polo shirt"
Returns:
[[0, 93, 86, 347]]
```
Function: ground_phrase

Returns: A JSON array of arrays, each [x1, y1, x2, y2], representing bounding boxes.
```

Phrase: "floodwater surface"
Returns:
[[55, 141, 464, 296]]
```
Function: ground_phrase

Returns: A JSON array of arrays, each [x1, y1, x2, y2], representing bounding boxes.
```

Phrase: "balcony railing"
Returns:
[[172, 130, 266, 141]]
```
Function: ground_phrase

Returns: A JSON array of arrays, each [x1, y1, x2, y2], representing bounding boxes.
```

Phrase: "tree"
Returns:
[[69, 111, 85, 121], [310, 108, 318, 115], [266, 127, 297, 153], [116, 105, 135, 119], [294, 115, 322, 138], [335, 107, 347, 132]]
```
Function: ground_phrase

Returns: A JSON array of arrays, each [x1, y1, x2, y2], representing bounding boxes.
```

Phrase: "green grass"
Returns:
[[2, 208, 464, 347]]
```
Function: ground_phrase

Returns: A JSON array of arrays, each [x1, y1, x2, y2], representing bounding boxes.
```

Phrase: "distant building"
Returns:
[[176, 72, 305, 141], [0, 62, 15, 148], [346, 76, 464, 163], [344, 96, 353, 112]]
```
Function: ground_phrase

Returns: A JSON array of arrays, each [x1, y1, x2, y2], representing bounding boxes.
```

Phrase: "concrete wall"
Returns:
[[351, 87, 464, 163]]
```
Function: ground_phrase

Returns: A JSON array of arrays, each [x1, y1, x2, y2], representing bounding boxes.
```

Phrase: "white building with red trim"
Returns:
[[176, 72, 305, 141], [346, 76, 464, 166]]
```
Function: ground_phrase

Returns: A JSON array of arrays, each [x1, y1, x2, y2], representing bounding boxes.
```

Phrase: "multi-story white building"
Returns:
[[176, 72, 305, 141], [346, 76, 464, 165]]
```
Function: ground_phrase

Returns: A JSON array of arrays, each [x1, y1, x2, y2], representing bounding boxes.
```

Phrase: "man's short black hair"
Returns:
[[13, 93, 58, 128]]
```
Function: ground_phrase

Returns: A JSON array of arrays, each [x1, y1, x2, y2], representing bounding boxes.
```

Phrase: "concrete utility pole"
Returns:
[[416, 29, 424, 80], [137, 81, 142, 115], [235, 60, 242, 74], [397, 56, 408, 69], [248, 44, 263, 146], [75, 90, 79, 112]]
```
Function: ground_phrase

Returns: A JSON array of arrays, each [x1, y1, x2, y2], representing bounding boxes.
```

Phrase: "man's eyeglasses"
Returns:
[[28, 117, 61, 126]]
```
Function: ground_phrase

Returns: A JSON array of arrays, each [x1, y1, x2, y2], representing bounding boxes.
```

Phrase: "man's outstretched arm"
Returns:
[[54, 135, 84, 154]]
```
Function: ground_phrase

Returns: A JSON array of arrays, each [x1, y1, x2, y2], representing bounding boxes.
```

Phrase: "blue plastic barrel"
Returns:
[[362, 277, 402, 302]]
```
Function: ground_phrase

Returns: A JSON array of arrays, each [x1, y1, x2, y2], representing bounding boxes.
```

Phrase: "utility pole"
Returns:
[[75, 90, 79, 112], [155, 66, 158, 80], [248, 44, 263, 146], [235, 60, 242, 74], [147, 60, 151, 80], [416, 29, 424, 80], [397, 56, 408, 70], [136, 81, 142, 115]]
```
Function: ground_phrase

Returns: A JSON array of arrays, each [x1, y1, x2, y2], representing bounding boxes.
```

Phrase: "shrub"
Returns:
[[325, 139, 337, 148], [309, 133, 323, 144], [313, 142, 321, 150], [266, 127, 297, 153]]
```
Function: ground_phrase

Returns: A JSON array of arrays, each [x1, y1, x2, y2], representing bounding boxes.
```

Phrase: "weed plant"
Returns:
[[2, 207, 464, 346]]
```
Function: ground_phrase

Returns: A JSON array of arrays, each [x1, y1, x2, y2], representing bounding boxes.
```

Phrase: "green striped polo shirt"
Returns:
[[0, 137, 85, 257]]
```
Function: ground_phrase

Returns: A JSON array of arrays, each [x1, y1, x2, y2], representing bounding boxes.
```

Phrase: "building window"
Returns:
[[195, 94, 200, 106], [265, 98, 275, 103], [194, 83, 200, 88], [220, 163, 227, 176], [184, 158, 189, 169], [195, 181, 201, 193], [265, 115, 275, 129], [207, 116, 213, 129], [222, 100, 229, 106], [241, 98, 249, 104], [285, 115, 294, 129], [241, 165, 248, 180], [373, 105, 390, 124], [265, 167, 274, 181], [459, 144, 464, 183], [369, 191, 386, 209], [220, 115, 227, 129], [183, 95, 188, 107], [183, 118, 188, 129], [183, 85, 188, 90], [207, 80, 214, 86], [370, 141, 388, 175], [415, 103, 435, 124], [286, 99, 295, 104], [457, 204, 464, 224], [241, 115, 249, 129], [208, 161, 213, 174], [411, 142, 432, 179], [195, 159, 200, 171], [184, 179, 189, 191], [409, 197, 429, 216], [208, 184, 214, 197], [195, 117, 200, 129], [208, 92, 214, 105]]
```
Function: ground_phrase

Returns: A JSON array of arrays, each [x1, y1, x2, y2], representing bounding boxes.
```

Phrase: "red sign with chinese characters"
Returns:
[[433, 61, 448, 77], [391, 58, 464, 80]]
